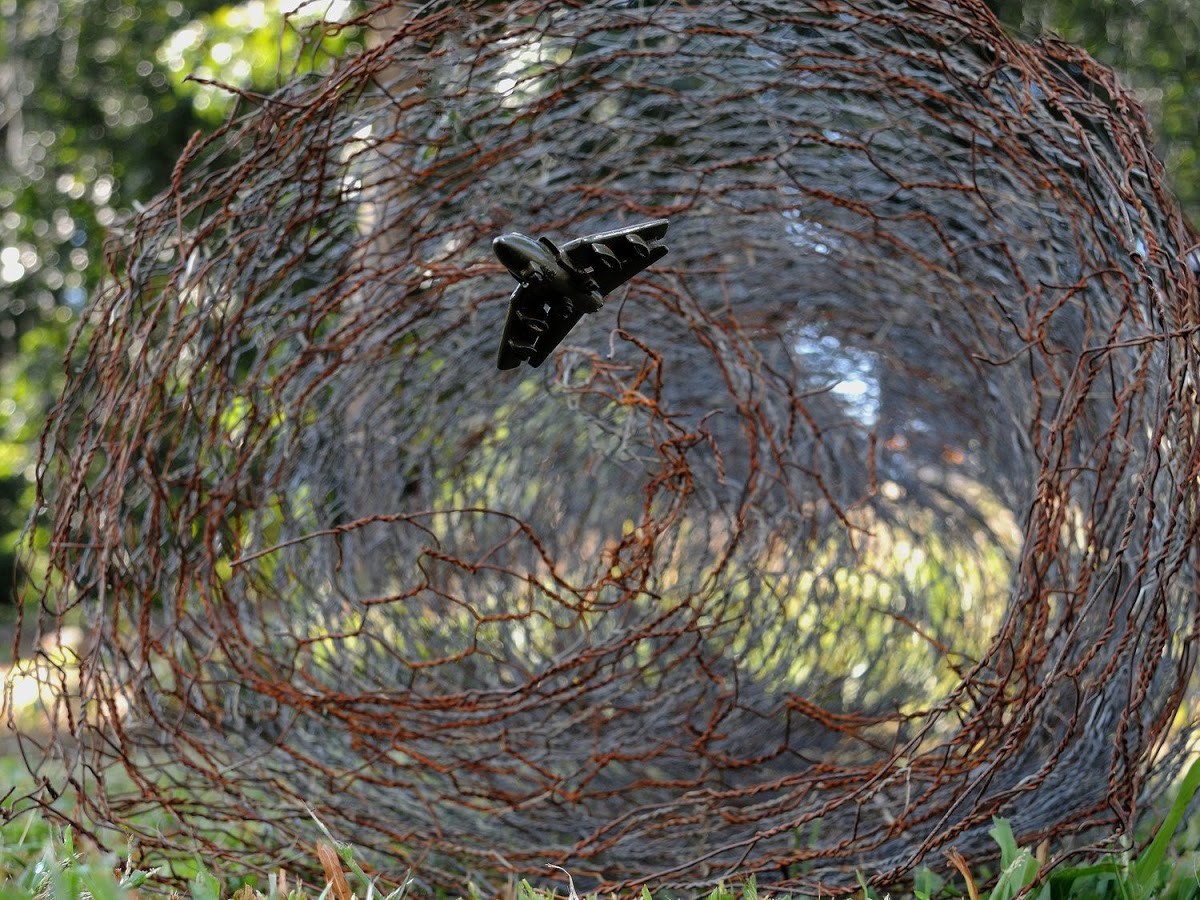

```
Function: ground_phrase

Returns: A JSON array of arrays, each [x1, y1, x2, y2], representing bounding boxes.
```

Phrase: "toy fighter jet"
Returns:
[[493, 219, 669, 369]]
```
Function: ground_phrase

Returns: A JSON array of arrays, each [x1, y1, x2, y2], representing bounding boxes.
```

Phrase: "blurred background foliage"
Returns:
[[0, 0, 362, 626], [988, 0, 1200, 215], [0, 0, 1196, 625]]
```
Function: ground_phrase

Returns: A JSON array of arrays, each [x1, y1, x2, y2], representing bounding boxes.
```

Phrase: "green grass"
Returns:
[[2, 758, 1198, 899]]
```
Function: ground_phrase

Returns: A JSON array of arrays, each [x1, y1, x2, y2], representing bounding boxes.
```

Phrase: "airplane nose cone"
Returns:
[[493, 234, 522, 271]]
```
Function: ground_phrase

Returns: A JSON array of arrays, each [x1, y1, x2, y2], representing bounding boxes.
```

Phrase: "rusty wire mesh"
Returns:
[[6, 0, 1200, 893]]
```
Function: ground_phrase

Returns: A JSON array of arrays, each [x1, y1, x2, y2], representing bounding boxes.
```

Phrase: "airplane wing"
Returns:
[[496, 285, 585, 369], [558, 219, 669, 297]]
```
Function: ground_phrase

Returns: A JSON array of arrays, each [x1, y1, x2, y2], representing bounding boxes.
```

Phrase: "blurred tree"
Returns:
[[987, 0, 1200, 223], [0, 0, 360, 615]]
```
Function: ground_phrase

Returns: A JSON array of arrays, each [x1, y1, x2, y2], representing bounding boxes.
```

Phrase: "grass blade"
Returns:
[[1132, 756, 1200, 891]]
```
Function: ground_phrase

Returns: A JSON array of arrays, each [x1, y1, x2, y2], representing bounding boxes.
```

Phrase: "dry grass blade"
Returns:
[[317, 842, 352, 900], [946, 848, 980, 900]]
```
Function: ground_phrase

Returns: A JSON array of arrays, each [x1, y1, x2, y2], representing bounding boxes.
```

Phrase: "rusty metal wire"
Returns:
[[7, 0, 1200, 893]]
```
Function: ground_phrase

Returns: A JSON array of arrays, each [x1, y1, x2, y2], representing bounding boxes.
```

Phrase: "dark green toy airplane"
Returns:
[[493, 219, 669, 369]]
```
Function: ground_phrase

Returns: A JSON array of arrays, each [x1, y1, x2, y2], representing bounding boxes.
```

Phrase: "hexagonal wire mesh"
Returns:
[[7, 0, 1200, 894]]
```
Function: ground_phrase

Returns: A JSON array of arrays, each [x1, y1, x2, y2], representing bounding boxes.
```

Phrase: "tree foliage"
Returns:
[[989, 0, 1200, 221], [0, 0, 361, 610]]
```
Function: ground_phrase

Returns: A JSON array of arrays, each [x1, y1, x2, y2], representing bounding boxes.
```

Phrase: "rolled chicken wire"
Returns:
[[8, 0, 1200, 893]]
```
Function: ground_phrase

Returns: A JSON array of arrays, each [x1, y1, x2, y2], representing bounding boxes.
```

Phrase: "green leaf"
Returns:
[[47, 855, 80, 900], [78, 864, 124, 900], [119, 867, 160, 890], [913, 866, 945, 896], [190, 861, 222, 900], [987, 819, 1041, 900], [1132, 756, 1200, 892], [989, 818, 1021, 866]]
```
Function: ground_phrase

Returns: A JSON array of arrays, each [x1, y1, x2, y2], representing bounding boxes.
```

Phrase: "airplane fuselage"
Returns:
[[492, 218, 668, 369], [492, 232, 602, 311]]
